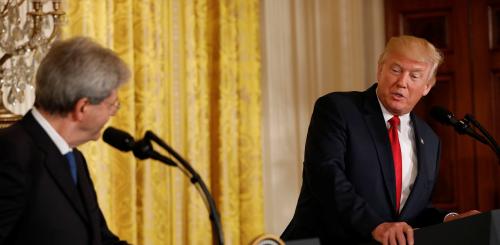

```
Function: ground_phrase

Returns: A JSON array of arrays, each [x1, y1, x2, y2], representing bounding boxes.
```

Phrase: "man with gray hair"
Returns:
[[0, 37, 130, 245]]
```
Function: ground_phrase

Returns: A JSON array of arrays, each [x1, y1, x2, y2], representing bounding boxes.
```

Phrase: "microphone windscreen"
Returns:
[[103, 127, 135, 152], [132, 139, 153, 160], [430, 106, 454, 125]]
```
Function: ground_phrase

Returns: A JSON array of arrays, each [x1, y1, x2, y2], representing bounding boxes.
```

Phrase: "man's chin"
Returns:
[[386, 102, 411, 115], [386, 107, 404, 115], [90, 132, 102, 141]]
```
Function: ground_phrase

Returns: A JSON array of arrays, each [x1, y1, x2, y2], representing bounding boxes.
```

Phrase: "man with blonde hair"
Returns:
[[282, 35, 478, 244], [0, 37, 130, 245]]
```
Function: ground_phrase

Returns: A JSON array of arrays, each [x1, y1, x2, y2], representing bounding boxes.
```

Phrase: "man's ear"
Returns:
[[422, 78, 435, 96], [376, 63, 383, 82], [71, 98, 88, 121]]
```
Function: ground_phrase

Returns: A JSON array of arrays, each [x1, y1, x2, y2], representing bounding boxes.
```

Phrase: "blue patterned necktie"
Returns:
[[64, 151, 78, 185]]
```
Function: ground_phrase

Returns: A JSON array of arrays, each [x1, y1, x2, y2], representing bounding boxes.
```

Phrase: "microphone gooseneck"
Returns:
[[464, 114, 500, 159], [429, 106, 489, 145], [102, 127, 223, 244], [429, 106, 455, 125], [103, 127, 176, 166], [143, 130, 225, 245], [430, 106, 472, 134], [429, 106, 499, 160]]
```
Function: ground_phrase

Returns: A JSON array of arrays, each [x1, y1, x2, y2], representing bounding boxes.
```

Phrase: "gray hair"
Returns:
[[35, 36, 130, 115]]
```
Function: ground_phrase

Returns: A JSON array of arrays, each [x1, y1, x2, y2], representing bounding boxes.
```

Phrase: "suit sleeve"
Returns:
[[303, 96, 384, 238], [0, 135, 29, 244], [413, 139, 448, 227], [99, 209, 130, 245], [86, 177, 129, 245], [77, 152, 129, 245]]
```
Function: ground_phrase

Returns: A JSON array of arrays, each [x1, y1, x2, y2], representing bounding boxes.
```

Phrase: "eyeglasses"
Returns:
[[107, 98, 120, 115], [84, 96, 121, 115], [110, 99, 120, 111]]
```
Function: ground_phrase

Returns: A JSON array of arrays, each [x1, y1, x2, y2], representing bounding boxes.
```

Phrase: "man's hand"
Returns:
[[372, 222, 414, 245], [443, 210, 480, 222]]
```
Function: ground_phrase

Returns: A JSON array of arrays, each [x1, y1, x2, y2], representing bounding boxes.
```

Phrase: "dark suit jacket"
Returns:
[[0, 112, 127, 245], [281, 84, 447, 244]]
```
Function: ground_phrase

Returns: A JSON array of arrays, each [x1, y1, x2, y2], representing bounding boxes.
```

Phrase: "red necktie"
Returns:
[[388, 116, 402, 213]]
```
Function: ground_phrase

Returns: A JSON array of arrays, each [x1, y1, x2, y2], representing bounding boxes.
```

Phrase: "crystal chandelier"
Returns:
[[0, 0, 64, 127]]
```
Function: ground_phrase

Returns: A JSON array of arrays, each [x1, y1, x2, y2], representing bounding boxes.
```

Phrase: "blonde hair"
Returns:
[[378, 35, 443, 85]]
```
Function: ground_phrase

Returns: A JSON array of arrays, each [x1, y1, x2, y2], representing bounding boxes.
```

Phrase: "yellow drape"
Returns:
[[62, 0, 263, 244]]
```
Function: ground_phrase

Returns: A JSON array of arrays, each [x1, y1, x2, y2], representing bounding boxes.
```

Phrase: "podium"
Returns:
[[414, 209, 500, 244]]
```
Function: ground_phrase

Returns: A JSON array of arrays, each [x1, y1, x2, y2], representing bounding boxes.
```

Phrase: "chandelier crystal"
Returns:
[[0, 0, 65, 127]]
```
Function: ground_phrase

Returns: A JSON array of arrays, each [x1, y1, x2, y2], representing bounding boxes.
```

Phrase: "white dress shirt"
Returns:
[[31, 108, 73, 155], [377, 100, 418, 212]]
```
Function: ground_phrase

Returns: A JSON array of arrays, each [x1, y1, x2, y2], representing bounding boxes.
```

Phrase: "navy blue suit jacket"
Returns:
[[281, 84, 447, 244], [0, 112, 127, 245]]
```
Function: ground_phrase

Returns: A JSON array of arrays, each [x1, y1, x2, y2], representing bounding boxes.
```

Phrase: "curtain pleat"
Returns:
[[62, 0, 263, 244]]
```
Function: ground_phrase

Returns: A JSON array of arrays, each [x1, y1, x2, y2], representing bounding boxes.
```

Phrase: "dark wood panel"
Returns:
[[490, 4, 500, 50], [401, 11, 452, 51], [489, 5, 500, 210], [492, 51, 500, 68], [415, 75, 458, 207], [387, 0, 500, 213], [492, 72, 500, 141], [469, 0, 500, 211], [491, 72, 500, 208], [384, 0, 454, 43]]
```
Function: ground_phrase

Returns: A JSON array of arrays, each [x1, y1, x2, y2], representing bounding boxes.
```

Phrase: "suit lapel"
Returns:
[[411, 114, 429, 184], [75, 150, 101, 244], [399, 113, 430, 218], [362, 85, 398, 213], [21, 112, 89, 224]]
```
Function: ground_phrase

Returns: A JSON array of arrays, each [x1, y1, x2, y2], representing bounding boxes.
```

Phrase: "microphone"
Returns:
[[102, 127, 135, 152], [132, 138, 156, 160], [429, 106, 468, 132], [429, 106, 489, 145], [465, 114, 500, 159], [102, 127, 176, 166], [102, 127, 224, 244]]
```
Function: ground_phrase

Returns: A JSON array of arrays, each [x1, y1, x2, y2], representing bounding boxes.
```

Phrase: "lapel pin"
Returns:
[[420, 138, 424, 144]]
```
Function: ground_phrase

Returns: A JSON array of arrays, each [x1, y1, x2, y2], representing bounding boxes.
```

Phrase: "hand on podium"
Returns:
[[443, 210, 481, 222], [371, 222, 414, 245]]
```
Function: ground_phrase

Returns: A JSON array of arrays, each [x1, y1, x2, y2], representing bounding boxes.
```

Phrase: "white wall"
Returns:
[[260, 0, 386, 235]]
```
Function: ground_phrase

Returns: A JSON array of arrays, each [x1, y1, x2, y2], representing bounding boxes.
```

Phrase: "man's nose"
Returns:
[[396, 72, 409, 87]]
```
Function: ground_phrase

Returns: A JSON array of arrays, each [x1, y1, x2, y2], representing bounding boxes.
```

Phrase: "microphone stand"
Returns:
[[144, 131, 225, 245], [464, 114, 500, 161], [452, 119, 490, 145]]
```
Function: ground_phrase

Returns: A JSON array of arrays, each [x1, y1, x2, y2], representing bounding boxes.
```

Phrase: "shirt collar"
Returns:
[[31, 108, 72, 155]]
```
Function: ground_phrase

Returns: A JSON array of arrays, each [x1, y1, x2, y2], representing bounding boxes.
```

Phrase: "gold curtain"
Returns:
[[62, 0, 263, 244]]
